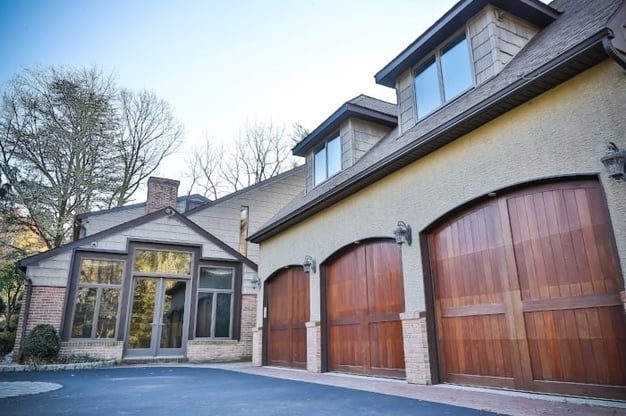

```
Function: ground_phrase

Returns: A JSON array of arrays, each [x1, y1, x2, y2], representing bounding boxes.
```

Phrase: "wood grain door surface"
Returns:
[[266, 267, 309, 368], [429, 180, 626, 400], [325, 240, 406, 378]]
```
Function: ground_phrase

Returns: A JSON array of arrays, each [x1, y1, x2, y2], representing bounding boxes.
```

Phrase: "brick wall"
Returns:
[[60, 340, 123, 362], [187, 293, 257, 362], [306, 321, 321, 372], [400, 311, 432, 385], [252, 327, 263, 366], [14, 286, 66, 355], [146, 177, 180, 214]]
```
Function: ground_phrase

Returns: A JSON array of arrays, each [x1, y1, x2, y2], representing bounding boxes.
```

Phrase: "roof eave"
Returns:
[[250, 31, 611, 244], [375, 0, 560, 88], [292, 104, 397, 157]]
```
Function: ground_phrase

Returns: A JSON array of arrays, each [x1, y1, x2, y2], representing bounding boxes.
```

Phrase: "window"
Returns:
[[314, 135, 342, 186], [71, 258, 124, 339], [195, 267, 234, 338], [414, 33, 473, 119], [239, 206, 249, 256], [133, 248, 192, 275]]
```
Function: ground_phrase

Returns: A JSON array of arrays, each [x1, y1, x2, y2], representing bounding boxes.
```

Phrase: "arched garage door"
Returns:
[[429, 180, 626, 400], [324, 240, 405, 378], [265, 267, 309, 368]]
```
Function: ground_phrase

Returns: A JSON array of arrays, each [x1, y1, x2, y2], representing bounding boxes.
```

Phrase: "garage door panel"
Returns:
[[291, 327, 307, 366], [431, 180, 626, 399], [328, 324, 363, 370], [266, 267, 309, 368], [326, 241, 405, 377], [441, 314, 513, 378], [368, 321, 405, 374]]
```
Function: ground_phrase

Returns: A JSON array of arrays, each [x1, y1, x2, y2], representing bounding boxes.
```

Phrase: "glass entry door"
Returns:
[[126, 278, 188, 357]]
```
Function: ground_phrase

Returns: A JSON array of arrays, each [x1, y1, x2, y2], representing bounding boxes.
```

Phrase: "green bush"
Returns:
[[22, 324, 61, 362], [0, 331, 16, 353]]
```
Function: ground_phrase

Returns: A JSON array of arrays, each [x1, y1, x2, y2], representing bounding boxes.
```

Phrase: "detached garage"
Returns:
[[428, 180, 626, 399]]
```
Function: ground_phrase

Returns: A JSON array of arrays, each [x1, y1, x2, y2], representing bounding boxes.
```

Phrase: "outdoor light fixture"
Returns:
[[601, 142, 626, 181], [250, 276, 261, 291], [302, 255, 316, 274], [394, 220, 412, 246]]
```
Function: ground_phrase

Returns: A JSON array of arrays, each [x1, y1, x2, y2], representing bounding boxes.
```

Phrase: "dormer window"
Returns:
[[414, 32, 473, 119], [314, 135, 342, 186]]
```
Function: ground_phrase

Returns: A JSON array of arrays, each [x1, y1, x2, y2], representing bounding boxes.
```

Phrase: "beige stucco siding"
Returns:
[[188, 168, 304, 264], [257, 60, 626, 326]]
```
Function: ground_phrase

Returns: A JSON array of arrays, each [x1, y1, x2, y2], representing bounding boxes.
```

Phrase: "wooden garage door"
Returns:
[[429, 180, 626, 400], [266, 267, 309, 368], [325, 240, 405, 378]]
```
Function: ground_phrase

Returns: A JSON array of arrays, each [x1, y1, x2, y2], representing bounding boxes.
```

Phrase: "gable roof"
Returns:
[[75, 194, 209, 220], [291, 95, 397, 157], [375, 0, 561, 87], [250, 0, 626, 243], [184, 165, 305, 216], [20, 207, 257, 271]]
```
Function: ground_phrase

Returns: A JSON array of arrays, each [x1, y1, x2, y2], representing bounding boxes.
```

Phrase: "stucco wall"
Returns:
[[257, 60, 626, 326]]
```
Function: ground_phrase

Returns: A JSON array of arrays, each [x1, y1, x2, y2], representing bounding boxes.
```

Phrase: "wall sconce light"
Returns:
[[601, 142, 626, 181], [250, 276, 261, 291], [302, 255, 316, 274], [394, 220, 412, 246]]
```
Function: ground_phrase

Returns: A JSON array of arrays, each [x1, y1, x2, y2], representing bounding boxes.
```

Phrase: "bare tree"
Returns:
[[222, 121, 293, 191], [0, 66, 118, 249], [187, 121, 305, 197], [185, 135, 225, 200], [0, 65, 183, 249], [108, 89, 183, 207]]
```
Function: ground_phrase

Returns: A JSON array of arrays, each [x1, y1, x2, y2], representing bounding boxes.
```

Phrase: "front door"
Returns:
[[126, 277, 188, 357]]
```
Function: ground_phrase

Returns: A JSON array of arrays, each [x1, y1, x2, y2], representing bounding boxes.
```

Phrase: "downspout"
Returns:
[[604, 0, 626, 70], [16, 266, 32, 362]]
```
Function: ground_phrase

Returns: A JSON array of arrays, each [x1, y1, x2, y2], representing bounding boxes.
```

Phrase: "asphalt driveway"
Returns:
[[0, 366, 501, 415]]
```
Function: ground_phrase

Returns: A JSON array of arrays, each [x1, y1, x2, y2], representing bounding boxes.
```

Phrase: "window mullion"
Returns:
[[211, 291, 218, 337], [436, 52, 446, 105], [92, 288, 102, 338]]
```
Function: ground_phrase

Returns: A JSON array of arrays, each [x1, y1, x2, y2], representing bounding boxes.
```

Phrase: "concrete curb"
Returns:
[[0, 359, 116, 373]]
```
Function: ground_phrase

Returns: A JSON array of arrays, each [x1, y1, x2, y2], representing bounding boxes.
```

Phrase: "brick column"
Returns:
[[252, 326, 263, 366], [400, 311, 432, 385], [306, 321, 321, 373]]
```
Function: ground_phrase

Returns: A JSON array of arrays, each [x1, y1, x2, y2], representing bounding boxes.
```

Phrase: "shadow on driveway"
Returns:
[[0, 366, 500, 415]]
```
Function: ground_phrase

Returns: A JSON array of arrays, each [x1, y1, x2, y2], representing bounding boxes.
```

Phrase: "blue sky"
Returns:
[[1, 0, 462, 193]]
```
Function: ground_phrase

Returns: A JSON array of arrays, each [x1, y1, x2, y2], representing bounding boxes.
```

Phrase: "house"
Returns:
[[15, 168, 304, 362], [249, 0, 626, 401]]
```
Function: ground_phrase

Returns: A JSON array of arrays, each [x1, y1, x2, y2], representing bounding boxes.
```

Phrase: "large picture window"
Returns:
[[314, 135, 342, 186], [195, 267, 234, 338], [414, 33, 473, 119], [71, 258, 124, 339]]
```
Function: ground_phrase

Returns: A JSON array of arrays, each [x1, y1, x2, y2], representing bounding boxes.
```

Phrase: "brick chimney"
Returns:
[[146, 177, 180, 214]]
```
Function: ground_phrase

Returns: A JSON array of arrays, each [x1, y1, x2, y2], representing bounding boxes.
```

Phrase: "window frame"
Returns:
[[65, 252, 126, 340], [413, 29, 475, 120], [194, 265, 237, 339], [313, 133, 342, 187]]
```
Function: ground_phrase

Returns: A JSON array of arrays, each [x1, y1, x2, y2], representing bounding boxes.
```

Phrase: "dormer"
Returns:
[[293, 95, 397, 192], [375, 0, 560, 134]]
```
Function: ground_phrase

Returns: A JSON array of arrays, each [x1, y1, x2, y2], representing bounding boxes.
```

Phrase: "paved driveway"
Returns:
[[0, 366, 499, 415]]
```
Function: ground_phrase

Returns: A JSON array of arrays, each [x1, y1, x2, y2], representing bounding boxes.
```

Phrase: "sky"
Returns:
[[0, 0, 462, 197]]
